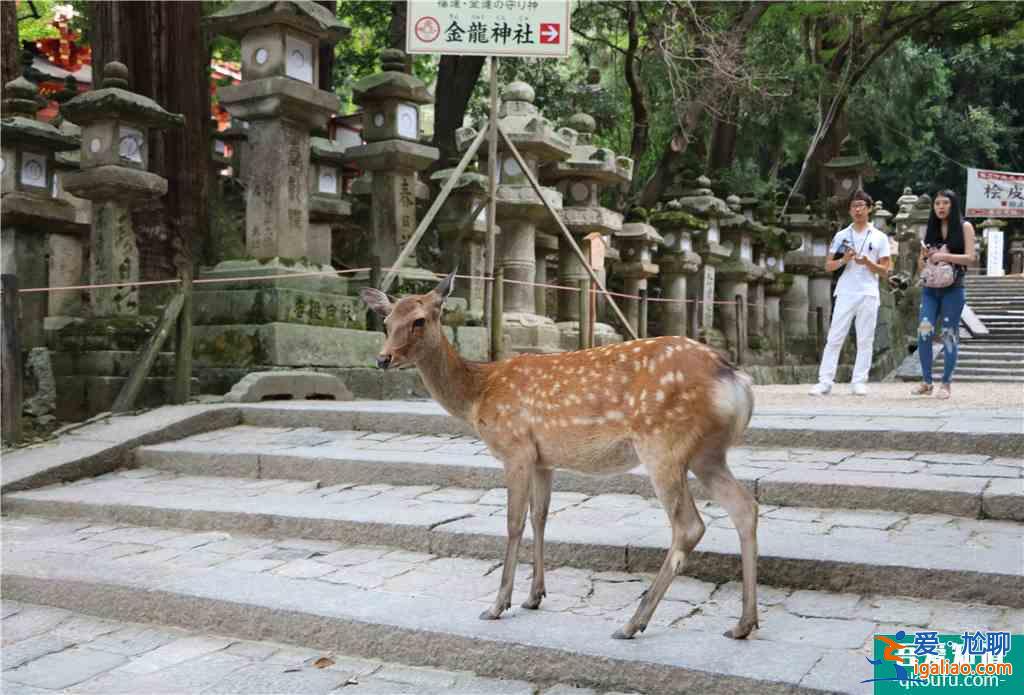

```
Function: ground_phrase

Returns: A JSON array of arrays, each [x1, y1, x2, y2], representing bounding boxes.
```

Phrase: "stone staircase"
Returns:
[[2, 402, 1022, 695], [945, 275, 1024, 382]]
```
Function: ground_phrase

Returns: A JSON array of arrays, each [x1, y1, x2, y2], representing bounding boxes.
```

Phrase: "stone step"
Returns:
[[928, 365, 1024, 376], [4, 471, 1021, 606], [131, 430, 1023, 520], [938, 374, 1024, 383], [230, 401, 1024, 458], [3, 516, 1022, 695], [0, 600, 546, 695]]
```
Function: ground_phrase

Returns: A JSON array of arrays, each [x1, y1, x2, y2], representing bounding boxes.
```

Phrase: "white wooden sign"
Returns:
[[407, 0, 570, 57], [986, 229, 1005, 277]]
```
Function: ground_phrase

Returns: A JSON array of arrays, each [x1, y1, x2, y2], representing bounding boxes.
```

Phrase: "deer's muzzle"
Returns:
[[376, 354, 393, 370]]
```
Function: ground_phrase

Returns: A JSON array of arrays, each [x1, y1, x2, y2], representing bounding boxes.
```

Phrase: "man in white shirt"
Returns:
[[809, 191, 892, 396]]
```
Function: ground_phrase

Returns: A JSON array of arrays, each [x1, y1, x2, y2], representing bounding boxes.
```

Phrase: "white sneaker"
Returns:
[[808, 382, 831, 396], [851, 383, 868, 396]]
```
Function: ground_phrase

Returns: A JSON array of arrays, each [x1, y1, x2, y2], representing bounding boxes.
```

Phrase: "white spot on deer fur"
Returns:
[[620, 375, 629, 384], [675, 371, 685, 382], [655, 390, 665, 402], [605, 410, 625, 420], [660, 372, 675, 385], [632, 347, 642, 353]]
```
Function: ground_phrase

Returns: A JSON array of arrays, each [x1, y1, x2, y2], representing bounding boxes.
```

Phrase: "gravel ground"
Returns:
[[752, 382, 1023, 411]]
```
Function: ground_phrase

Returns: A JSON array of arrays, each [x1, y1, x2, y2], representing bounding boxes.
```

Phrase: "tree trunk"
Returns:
[[624, 1, 649, 168], [432, 55, 485, 167], [708, 96, 739, 175], [317, 1, 337, 93], [1, 0, 18, 86], [90, 1, 210, 280]]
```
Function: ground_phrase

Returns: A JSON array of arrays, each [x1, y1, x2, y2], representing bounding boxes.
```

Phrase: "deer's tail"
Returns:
[[710, 364, 754, 447]]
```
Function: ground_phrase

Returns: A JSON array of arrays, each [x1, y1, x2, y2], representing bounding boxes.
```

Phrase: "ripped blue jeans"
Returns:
[[917, 285, 966, 385]]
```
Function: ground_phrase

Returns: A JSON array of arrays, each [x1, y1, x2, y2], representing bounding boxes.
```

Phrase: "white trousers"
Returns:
[[817, 293, 880, 385]]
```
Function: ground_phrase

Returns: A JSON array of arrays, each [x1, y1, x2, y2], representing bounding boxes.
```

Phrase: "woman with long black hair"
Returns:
[[912, 190, 976, 399]]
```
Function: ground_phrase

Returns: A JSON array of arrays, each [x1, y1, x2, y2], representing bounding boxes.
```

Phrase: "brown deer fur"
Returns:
[[361, 272, 759, 640]]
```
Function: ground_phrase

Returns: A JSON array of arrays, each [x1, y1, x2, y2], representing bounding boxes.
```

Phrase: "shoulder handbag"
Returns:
[[920, 244, 956, 289]]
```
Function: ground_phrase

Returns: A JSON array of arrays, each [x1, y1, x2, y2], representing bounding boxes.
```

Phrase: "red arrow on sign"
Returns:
[[539, 23, 560, 44]]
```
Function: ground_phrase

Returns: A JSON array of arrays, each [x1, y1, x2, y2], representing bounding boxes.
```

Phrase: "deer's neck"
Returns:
[[414, 332, 488, 422]]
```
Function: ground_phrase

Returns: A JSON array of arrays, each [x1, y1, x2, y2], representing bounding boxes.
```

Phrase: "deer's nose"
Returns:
[[376, 354, 392, 370]]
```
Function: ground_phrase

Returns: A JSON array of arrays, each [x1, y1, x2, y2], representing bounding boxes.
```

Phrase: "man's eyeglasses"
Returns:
[[850, 203, 869, 209]]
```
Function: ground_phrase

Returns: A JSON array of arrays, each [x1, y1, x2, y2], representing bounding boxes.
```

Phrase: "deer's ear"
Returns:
[[430, 269, 457, 305], [360, 288, 394, 317]]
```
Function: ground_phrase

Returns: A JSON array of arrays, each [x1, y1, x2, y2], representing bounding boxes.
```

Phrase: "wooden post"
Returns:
[[367, 258, 382, 332], [483, 55, 500, 357], [735, 294, 745, 366], [638, 289, 648, 339], [1, 274, 22, 445], [172, 267, 193, 404], [578, 278, 591, 350], [489, 267, 504, 361], [815, 307, 825, 360], [112, 290, 185, 413]]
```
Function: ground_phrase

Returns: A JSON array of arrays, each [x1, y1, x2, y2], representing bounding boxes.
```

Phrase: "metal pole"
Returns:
[[484, 55, 500, 361], [638, 288, 648, 339], [496, 124, 638, 340], [380, 125, 488, 293], [490, 266, 504, 361], [1, 274, 22, 445]]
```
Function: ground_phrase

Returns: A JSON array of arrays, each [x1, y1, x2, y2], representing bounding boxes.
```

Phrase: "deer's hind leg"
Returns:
[[613, 441, 705, 640], [691, 441, 759, 639], [522, 466, 553, 610], [480, 448, 534, 621]]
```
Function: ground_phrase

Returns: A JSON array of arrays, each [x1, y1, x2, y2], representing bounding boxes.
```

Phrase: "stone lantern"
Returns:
[[665, 175, 733, 347], [205, 0, 347, 261], [1, 75, 80, 348], [541, 112, 632, 347], [464, 80, 572, 353], [329, 112, 363, 193], [780, 193, 832, 355], [346, 49, 439, 288], [762, 225, 802, 353], [823, 136, 876, 213], [892, 188, 930, 280], [58, 61, 184, 316], [614, 222, 663, 336], [650, 200, 703, 337], [45, 62, 185, 419], [308, 136, 351, 265], [431, 163, 495, 323]]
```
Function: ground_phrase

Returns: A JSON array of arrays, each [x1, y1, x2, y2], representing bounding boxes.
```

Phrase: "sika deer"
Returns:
[[361, 272, 759, 640]]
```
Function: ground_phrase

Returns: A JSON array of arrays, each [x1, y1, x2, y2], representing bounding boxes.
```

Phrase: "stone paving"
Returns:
[[2, 517, 1022, 695], [1, 600, 617, 694], [4, 467, 1022, 606]]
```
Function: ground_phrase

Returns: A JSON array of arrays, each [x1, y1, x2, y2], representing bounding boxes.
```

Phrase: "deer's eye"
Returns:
[[413, 318, 426, 329]]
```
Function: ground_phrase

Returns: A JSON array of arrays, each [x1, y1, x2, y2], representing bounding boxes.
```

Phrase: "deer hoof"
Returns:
[[611, 627, 635, 640], [724, 618, 759, 640], [479, 609, 503, 621], [521, 591, 546, 610]]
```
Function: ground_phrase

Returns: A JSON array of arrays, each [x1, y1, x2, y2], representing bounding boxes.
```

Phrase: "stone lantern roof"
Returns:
[[543, 112, 632, 186], [1, 76, 79, 151], [675, 176, 733, 219], [205, 0, 348, 41], [60, 62, 184, 129], [495, 81, 572, 162], [353, 49, 432, 106]]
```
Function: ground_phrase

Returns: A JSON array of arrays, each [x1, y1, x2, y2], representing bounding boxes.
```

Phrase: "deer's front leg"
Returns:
[[480, 456, 532, 621]]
